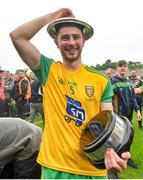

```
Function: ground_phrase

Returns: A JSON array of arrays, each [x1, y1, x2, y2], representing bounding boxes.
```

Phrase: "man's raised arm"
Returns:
[[10, 8, 74, 68]]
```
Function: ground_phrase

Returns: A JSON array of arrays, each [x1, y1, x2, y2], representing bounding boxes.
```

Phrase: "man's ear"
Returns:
[[83, 39, 85, 46], [54, 38, 59, 48]]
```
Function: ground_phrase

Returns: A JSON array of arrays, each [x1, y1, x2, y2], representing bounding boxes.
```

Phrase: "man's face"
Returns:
[[130, 71, 137, 78], [18, 72, 25, 79], [117, 64, 128, 77], [55, 26, 85, 62], [106, 70, 114, 79]]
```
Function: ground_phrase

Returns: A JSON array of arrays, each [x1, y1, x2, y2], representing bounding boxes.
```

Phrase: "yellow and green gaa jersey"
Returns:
[[32, 54, 113, 176]]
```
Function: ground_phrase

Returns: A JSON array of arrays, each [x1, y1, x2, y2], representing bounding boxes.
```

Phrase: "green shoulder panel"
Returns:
[[31, 54, 54, 86], [84, 66, 108, 79], [112, 82, 131, 90], [101, 79, 113, 102]]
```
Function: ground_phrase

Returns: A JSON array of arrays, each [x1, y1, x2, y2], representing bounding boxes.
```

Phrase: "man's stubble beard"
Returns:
[[60, 47, 82, 62]]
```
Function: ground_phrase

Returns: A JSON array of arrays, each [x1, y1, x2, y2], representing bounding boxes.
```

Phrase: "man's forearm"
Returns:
[[9, 8, 75, 69], [10, 8, 74, 41], [10, 13, 54, 41]]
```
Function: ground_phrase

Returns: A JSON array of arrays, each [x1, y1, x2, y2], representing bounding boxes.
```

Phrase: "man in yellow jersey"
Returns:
[[10, 8, 130, 179]]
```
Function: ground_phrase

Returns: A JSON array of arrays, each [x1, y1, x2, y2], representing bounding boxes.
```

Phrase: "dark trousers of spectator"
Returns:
[[0, 151, 41, 179], [0, 99, 11, 117], [16, 98, 29, 118], [0, 100, 6, 117]]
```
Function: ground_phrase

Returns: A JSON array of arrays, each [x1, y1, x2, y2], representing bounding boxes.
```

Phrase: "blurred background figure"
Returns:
[[129, 70, 138, 86], [134, 77, 143, 128], [111, 60, 142, 169], [28, 71, 35, 84], [11, 70, 31, 118], [129, 70, 143, 128], [0, 70, 6, 117], [28, 78, 44, 125], [0, 70, 14, 117], [105, 68, 115, 79]]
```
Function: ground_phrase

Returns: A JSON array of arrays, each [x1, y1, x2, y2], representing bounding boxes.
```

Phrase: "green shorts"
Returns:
[[41, 166, 108, 179]]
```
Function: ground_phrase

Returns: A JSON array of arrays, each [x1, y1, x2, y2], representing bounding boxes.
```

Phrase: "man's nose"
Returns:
[[68, 37, 75, 45]]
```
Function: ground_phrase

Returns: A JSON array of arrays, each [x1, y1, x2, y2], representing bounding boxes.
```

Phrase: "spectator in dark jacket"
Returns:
[[111, 60, 142, 169], [111, 61, 141, 122], [129, 70, 143, 128], [11, 70, 31, 118], [29, 79, 44, 124]]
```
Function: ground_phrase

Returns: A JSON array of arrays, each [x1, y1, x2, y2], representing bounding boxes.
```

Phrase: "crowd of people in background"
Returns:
[[0, 68, 44, 178], [0, 62, 142, 178], [0, 69, 44, 124], [0, 66, 142, 125]]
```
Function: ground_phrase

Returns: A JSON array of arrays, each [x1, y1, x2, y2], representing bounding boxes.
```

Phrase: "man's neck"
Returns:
[[63, 59, 82, 70]]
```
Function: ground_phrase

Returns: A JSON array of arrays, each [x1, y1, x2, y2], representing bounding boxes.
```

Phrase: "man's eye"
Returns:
[[73, 35, 80, 39], [61, 36, 69, 40]]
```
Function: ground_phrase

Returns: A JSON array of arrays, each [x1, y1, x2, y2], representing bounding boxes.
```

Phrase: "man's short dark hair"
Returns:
[[47, 18, 94, 40], [15, 69, 25, 75], [117, 60, 128, 67], [55, 22, 83, 35]]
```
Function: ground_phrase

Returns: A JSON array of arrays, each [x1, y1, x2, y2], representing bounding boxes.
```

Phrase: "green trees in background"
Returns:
[[93, 59, 143, 71]]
